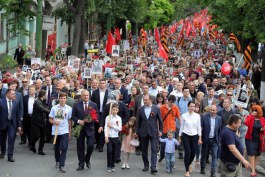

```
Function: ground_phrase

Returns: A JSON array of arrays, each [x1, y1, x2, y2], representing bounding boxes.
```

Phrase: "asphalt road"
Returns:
[[0, 138, 253, 177]]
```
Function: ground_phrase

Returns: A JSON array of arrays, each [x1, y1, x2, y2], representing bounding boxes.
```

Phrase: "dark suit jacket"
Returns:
[[41, 85, 56, 96], [32, 98, 50, 128], [201, 113, 222, 145], [100, 101, 129, 127], [0, 98, 21, 130], [136, 105, 163, 137], [14, 48, 25, 60], [17, 87, 28, 97], [119, 87, 129, 104], [134, 94, 156, 117], [72, 100, 99, 136], [167, 84, 173, 95], [2, 89, 23, 118], [201, 97, 219, 112], [91, 89, 109, 113], [0, 87, 7, 99]]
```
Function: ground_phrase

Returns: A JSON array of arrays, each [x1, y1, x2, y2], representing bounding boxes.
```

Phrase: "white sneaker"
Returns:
[[125, 164, 130, 169], [107, 167, 112, 172], [122, 164, 126, 169]]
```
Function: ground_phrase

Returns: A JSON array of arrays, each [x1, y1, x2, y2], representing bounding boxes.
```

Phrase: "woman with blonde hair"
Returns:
[[244, 105, 265, 177], [195, 91, 205, 114]]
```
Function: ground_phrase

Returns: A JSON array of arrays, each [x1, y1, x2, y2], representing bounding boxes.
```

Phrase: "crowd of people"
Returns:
[[0, 31, 264, 177]]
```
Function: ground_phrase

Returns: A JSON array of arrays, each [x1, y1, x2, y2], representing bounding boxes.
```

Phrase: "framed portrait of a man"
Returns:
[[235, 88, 250, 108], [83, 68, 92, 78]]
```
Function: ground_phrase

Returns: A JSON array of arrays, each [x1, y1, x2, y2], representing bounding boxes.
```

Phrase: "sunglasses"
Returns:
[[252, 109, 257, 112], [227, 94, 233, 96], [22, 81, 28, 83]]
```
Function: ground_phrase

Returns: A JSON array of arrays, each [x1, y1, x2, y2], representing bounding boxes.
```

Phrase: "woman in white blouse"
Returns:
[[179, 101, 202, 177]]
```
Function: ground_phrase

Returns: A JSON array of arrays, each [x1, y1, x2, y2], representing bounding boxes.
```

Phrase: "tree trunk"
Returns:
[[35, 0, 43, 57], [71, 0, 85, 56], [68, 22, 71, 43]]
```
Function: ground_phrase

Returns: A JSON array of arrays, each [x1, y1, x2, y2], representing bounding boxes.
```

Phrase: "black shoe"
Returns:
[[210, 172, 216, 177], [59, 166, 66, 173], [0, 154, 5, 158], [151, 168, 158, 174], [136, 150, 141, 155], [179, 153, 183, 159], [115, 159, 121, 163], [142, 166, 149, 171], [86, 162, 91, 169], [76, 165, 84, 171], [98, 148, 103, 152], [8, 157, 15, 162], [206, 159, 210, 164], [158, 157, 164, 162], [19, 141, 26, 145], [38, 151, 46, 155], [200, 168, 206, 174], [30, 147, 36, 153]]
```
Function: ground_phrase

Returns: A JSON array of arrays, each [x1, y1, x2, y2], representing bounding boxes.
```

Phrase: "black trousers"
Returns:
[[31, 124, 46, 152], [20, 115, 32, 144], [140, 135, 158, 169], [181, 133, 198, 172], [45, 114, 52, 142], [77, 130, 94, 165], [107, 137, 119, 168]]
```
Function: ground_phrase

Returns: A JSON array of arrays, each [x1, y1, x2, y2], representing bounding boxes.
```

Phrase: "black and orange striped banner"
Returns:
[[160, 34, 169, 53], [229, 33, 241, 52], [243, 44, 252, 70]]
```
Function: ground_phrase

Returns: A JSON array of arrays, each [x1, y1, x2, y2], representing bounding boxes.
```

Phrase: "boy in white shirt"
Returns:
[[104, 103, 122, 172], [159, 130, 179, 173]]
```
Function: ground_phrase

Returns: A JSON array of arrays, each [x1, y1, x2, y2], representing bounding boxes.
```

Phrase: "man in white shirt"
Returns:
[[149, 79, 163, 97], [170, 81, 184, 98], [49, 92, 72, 173]]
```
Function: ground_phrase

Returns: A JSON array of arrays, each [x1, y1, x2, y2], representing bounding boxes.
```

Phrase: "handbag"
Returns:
[[224, 162, 237, 172], [130, 139, 140, 147], [260, 134, 265, 153]]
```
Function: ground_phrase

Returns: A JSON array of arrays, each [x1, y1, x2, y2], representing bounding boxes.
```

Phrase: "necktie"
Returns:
[[85, 102, 88, 115], [8, 100, 12, 120]]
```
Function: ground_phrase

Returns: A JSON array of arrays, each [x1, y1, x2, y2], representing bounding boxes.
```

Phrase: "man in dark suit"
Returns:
[[88, 79, 99, 97], [91, 79, 109, 152], [136, 94, 163, 174], [41, 76, 56, 107], [14, 44, 25, 65], [134, 84, 156, 155], [201, 87, 218, 111], [0, 89, 22, 162], [200, 105, 222, 177], [134, 84, 156, 117], [100, 90, 129, 163], [114, 78, 129, 104], [17, 78, 29, 97], [165, 76, 173, 95], [0, 81, 7, 99], [21, 86, 36, 146], [72, 90, 99, 171]]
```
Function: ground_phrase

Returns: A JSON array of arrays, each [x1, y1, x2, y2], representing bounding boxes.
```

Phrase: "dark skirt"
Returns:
[[246, 139, 260, 156]]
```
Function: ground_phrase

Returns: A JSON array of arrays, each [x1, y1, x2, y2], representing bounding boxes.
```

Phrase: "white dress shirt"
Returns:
[[28, 96, 35, 114], [179, 112, 201, 136], [99, 90, 105, 112], [104, 114, 122, 138]]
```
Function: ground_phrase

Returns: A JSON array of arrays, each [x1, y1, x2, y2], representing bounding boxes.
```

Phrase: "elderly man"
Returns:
[[14, 44, 25, 65], [114, 78, 129, 104], [72, 90, 99, 171]]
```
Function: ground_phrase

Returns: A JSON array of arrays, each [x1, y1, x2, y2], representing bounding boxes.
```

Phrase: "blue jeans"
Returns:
[[54, 133, 69, 167], [165, 152, 175, 171], [200, 139, 219, 173]]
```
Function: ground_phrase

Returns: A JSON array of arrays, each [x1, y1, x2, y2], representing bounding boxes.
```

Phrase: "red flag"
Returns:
[[106, 32, 116, 54], [154, 28, 160, 44], [114, 28, 121, 43], [159, 41, 168, 60]]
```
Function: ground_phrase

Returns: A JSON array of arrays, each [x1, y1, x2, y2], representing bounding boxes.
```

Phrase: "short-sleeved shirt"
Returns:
[[220, 127, 244, 164], [49, 104, 72, 135]]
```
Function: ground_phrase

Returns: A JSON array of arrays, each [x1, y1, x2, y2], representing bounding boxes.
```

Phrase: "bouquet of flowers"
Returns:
[[72, 107, 98, 138]]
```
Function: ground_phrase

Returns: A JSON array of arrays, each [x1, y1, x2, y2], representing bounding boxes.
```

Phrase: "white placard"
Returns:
[[31, 58, 41, 70], [112, 45, 120, 57], [83, 68, 92, 78], [234, 88, 250, 108]]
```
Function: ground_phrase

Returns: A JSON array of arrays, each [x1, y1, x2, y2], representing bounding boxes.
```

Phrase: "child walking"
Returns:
[[159, 130, 179, 173], [121, 117, 137, 169], [104, 103, 122, 173]]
